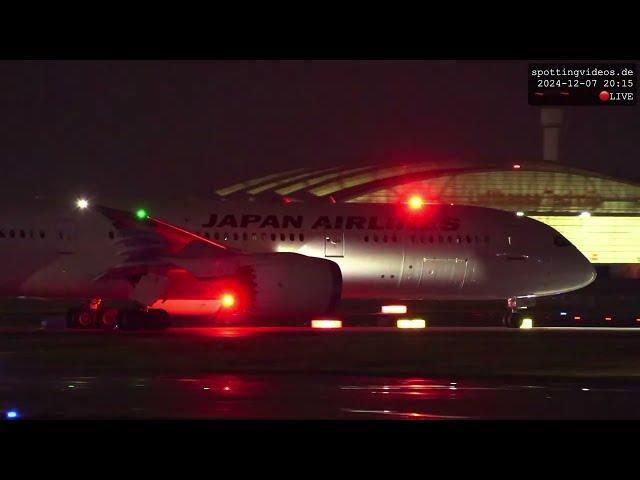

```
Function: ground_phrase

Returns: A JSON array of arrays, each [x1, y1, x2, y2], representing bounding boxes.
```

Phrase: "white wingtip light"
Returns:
[[75, 198, 89, 210]]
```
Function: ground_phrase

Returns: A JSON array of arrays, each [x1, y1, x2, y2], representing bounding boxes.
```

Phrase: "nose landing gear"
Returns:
[[502, 310, 524, 328], [502, 296, 535, 328]]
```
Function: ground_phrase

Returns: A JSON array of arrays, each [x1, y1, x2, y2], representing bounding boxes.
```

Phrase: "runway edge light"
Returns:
[[382, 305, 407, 314], [397, 319, 426, 329], [311, 319, 343, 329], [520, 318, 534, 329]]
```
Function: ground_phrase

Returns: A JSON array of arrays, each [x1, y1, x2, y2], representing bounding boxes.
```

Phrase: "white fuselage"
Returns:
[[0, 200, 596, 303]]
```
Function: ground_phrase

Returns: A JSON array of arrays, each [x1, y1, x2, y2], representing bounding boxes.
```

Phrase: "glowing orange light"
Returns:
[[311, 320, 342, 329], [221, 294, 236, 308], [381, 305, 407, 314], [396, 319, 426, 329], [408, 195, 424, 210]]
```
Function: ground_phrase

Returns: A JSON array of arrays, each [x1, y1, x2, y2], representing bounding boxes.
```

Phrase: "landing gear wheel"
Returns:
[[503, 311, 523, 329], [66, 308, 96, 329], [99, 308, 119, 330]]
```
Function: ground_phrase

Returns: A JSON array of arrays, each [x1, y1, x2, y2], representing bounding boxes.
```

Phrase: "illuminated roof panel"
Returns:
[[276, 166, 375, 195], [216, 168, 308, 196], [248, 167, 342, 195]]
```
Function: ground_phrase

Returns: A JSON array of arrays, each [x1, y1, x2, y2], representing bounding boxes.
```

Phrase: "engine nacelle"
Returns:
[[239, 253, 342, 317]]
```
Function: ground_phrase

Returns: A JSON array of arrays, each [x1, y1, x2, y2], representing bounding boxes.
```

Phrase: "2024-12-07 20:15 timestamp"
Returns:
[[529, 63, 636, 105]]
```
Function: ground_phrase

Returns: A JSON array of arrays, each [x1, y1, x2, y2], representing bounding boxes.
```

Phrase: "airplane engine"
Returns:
[[236, 253, 342, 317]]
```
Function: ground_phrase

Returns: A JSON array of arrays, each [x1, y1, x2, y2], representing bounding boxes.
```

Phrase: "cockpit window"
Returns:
[[553, 234, 571, 247]]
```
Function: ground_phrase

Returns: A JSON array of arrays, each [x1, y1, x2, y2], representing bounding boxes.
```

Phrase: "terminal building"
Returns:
[[215, 109, 640, 277]]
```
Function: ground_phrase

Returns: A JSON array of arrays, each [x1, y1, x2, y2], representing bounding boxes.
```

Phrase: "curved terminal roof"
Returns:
[[216, 160, 640, 215]]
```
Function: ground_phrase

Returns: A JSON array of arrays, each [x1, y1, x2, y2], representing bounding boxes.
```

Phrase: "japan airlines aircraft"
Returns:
[[0, 198, 595, 329]]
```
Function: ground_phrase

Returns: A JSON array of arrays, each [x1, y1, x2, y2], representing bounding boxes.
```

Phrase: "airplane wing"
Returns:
[[93, 205, 239, 283]]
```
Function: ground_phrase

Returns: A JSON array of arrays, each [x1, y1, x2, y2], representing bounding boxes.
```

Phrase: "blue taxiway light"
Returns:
[[6, 411, 18, 419]]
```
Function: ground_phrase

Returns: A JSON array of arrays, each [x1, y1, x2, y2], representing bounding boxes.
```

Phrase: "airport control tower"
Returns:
[[540, 108, 564, 162]]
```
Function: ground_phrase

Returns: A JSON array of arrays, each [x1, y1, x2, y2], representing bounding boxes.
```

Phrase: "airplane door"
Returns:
[[56, 218, 77, 255], [420, 257, 468, 289], [324, 232, 344, 258], [400, 254, 425, 290]]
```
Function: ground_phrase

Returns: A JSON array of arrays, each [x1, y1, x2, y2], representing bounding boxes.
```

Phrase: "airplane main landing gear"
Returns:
[[502, 310, 523, 328], [66, 305, 170, 331], [501, 296, 534, 328]]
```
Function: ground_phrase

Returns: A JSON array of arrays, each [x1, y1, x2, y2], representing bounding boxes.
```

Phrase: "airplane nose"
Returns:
[[573, 249, 597, 289]]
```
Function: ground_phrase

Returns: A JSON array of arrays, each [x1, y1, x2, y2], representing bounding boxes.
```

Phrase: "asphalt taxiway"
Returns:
[[3, 323, 640, 419]]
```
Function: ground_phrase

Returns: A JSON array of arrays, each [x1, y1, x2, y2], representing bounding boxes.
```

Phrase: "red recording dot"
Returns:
[[599, 91, 609, 102]]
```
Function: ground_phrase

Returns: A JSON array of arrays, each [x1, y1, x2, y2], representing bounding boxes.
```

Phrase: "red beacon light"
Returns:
[[221, 293, 236, 309], [407, 195, 425, 210], [513, 164, 521, 170]]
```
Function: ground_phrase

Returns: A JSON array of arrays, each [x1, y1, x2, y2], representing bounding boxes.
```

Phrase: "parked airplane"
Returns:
[[0, 197, 595, 329]]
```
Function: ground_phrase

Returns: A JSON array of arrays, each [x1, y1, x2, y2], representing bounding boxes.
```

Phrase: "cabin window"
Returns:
[[242, 233, 248, 241], [299, 233, 305, 242]]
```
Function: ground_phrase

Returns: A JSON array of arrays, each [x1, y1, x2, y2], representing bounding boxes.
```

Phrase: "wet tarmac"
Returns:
[[3, 373, 640, 419], [3, 324, 640, 419]]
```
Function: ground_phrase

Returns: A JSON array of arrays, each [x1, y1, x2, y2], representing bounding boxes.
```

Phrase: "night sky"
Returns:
[[1, 60, 638, 205]]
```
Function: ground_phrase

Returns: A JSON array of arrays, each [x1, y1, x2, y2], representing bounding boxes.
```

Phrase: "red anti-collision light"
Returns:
[[408, 195, 424, 210], [221, 294, 236, 308]]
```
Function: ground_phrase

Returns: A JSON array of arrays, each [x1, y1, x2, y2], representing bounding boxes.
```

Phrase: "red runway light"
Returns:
[[221, 294, 236, 308], [605, 316, 613, 321], [574, 316, 581, 321], [513, 164, 521, 169]]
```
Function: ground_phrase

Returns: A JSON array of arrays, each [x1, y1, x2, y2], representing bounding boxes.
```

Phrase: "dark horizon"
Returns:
[[1, 60, 638, 205]]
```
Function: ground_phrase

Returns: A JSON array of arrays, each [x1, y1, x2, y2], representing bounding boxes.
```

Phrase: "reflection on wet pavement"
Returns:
[[3, 374, 640, 420]]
